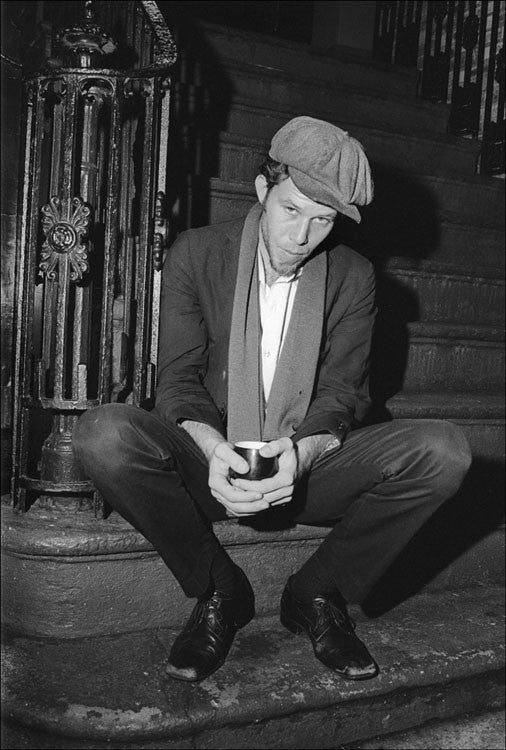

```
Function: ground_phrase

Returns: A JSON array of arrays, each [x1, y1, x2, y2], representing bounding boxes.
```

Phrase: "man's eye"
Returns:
[[316, 217, 332, 225], [284, 206, 297, 214]]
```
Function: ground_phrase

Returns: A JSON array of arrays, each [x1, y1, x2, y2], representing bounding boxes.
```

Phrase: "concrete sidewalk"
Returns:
[[353, 708, 505, 749], [1, 584, 504, 749]]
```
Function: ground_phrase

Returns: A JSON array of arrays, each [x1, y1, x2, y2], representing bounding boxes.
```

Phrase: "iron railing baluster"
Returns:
[[374, 0, 505, 174]]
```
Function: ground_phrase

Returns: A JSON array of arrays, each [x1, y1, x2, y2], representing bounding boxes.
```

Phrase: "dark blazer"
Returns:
[[154, 210, 376, 442]]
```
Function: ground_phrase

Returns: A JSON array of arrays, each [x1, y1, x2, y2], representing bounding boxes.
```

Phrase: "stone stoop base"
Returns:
[[2, 492, 504, 639], [1, 586, 504, 749]]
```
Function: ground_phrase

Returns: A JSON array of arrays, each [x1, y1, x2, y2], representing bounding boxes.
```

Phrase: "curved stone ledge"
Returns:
[[0, 501, 329, 637], [1, 501, 328, 558]]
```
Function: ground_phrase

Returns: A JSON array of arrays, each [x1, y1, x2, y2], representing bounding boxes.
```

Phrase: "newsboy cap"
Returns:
[[269, 116, 373, 222]]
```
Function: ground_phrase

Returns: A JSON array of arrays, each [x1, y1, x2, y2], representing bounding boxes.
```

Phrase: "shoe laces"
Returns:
[[314, 597, 356, 634], [200, 592, 226, 629]]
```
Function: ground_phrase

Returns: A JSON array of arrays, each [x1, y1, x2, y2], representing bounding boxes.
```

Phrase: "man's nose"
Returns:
[[291, 218, 310, 245]]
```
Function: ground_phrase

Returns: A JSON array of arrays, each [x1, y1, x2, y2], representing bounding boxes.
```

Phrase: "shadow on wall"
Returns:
[[343, 161, 442, 263], [340, 160, 442, 419], [158, 5, 234, 239]]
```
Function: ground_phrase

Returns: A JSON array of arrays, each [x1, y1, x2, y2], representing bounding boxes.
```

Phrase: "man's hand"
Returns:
[[181, 421, 343, 516], [180, 420, 271, 516], [231, 437, 299, 507], [208, 441, 272, 516], [231, 433, 343, 509]]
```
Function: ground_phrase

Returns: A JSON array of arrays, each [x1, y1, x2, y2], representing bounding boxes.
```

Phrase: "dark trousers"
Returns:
[[72, 404, 472, 603]]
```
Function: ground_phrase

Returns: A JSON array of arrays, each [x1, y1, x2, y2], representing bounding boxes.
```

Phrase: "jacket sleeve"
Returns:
[[153, 232, 225, 434], [293, 258, 376, 442]]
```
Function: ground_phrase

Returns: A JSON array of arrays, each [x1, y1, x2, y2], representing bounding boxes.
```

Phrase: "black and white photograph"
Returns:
[[1, 1, 504, 748]]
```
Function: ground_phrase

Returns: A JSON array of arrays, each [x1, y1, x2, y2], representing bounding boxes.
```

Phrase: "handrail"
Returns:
[[373, 1, 505, 175]]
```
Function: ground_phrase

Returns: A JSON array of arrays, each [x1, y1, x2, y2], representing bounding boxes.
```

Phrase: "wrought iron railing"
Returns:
[[373, 1, 505, 175], [11, 1, 176, 512]]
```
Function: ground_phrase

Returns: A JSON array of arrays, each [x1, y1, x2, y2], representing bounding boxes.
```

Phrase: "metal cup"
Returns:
[[230, 441, 277, 480]]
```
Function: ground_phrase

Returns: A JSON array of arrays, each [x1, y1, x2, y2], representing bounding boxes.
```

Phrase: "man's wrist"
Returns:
[[179, 419, 228, 462], [321, 435, 343, 454], [295, 434, 329, 475]]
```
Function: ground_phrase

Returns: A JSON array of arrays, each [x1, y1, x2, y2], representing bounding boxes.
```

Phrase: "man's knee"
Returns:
[[411, 419, 472, 494], [72, 403, 137, 470]]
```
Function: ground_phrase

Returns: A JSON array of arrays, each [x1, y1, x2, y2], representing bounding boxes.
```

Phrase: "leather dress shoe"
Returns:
[[280, 576, 378, 680], [166, 568, 255, 682]]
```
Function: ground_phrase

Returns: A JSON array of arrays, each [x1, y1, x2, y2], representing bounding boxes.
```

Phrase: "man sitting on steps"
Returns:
[[73, 116, 472, 683]]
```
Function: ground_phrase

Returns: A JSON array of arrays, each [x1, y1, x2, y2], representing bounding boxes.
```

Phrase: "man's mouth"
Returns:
[[282, 247, 306, 257]]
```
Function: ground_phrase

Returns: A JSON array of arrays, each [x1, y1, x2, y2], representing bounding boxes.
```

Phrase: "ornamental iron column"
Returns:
[[11, 1, 176, 512]]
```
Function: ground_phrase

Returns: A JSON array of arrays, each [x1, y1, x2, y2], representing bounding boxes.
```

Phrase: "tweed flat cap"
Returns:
[[269, 116, 373, 222]]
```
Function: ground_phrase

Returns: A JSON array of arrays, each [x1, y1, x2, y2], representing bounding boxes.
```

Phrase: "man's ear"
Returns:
[[255, 174, 268, 204]]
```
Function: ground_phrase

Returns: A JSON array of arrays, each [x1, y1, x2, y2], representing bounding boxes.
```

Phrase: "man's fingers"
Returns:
[[214, 443, 250, 475], [212, 492, 270, 515], [209, 476, 263, 502], [231, 470, 293, 493], [270, 497, 292, 506], [263, 486, 294, 504], [259, 437, 293, 457]]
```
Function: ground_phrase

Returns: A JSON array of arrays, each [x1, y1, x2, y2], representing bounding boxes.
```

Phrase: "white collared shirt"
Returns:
[[258, 253, 301, 401]]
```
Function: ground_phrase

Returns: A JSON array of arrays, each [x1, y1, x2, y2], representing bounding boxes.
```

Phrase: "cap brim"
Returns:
[[288, 168, 362, 223]]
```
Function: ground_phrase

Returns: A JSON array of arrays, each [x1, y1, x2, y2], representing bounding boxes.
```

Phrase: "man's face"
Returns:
[[255, 175, 337, 277]]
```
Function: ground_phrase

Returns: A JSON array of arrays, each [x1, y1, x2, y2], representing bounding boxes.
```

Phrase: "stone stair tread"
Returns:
[[387, 391, 505, 419], [198, 19, 416, 75], [197, 18, 416, 65], [218, 55, 439, 109], [213, 60, 453, 137], [406, 321, 505, 341], [219, 123, 477, 161], [2, 585, 504, 747], [414, 168, 505, 192], [196, 19, 420, 98], [383, 254, 505, 280], [3, 487, 504, 563]]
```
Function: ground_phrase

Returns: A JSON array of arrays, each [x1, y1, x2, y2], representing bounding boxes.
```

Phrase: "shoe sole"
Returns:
[[280, 608, 379, 681]]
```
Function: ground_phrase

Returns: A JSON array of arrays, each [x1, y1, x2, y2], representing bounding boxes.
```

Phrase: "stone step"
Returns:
[[403, 172, 504, 229], [386, 391, 505, 421], [390, 318, 504, 392], [2, 585, 504, 748], [375, 322, 504, 393], [211, 61, 454, 140], [379, 259, 505, 328], [211, 116, 478, 182], [424, 220, 504, 270], [194, 20, 421, 100]]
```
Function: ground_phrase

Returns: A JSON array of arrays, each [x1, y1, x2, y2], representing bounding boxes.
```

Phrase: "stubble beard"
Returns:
[[260, 220, 299, 278]]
